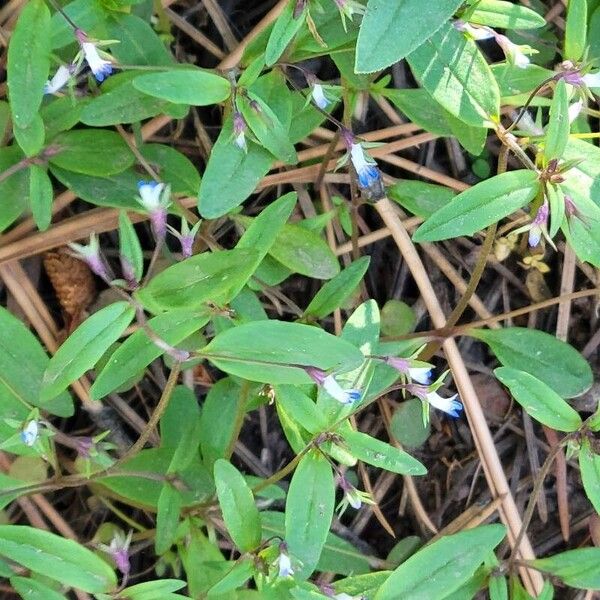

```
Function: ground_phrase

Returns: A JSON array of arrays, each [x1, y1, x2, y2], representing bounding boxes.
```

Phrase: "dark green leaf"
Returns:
[[7, 0, 50, 128], [214, 459, 262, 552], [156, 484, 183, 555], [413, 170, 540, 242], [565, 0, 588, 62], [579, 440, 600, 515], [356, 0, 463, 73], [49, 130, 135, 176], [10, 576, 68, 600], [133, 70, 231, 106], [407, 23, 500, 127], [532, 547, 600, 590], [471, 327, 593, 398], [545, 78, 569, 163], [42, 302, 136, 401], [0, 525, 116, 593], [265, 0, 305, 66], [285, 452, 335, 579], [494, 367, 582, 431], [464, 0, 546, 29], [29, 164, 53, 231], [374, 525, 506, 599]]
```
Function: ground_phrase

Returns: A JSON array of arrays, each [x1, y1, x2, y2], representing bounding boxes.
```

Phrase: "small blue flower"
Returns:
[[350, 143, 382, 189], [20, 420, 39, 447]]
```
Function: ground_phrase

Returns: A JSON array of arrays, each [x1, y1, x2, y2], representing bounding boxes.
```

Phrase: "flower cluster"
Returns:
[[383, 355, 463, 418], [45, 29, 114, 95]]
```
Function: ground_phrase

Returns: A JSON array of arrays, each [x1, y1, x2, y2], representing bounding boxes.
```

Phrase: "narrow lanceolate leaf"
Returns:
[[265, 0, 305, 66], [29, 165, 53, 231], [579, 440, 600, 515], [202, 320, 364, 384], [10, 577, 68, 600], [564, 0, 588, 63], [355, 0, 463, 73], [7, 0, 51, 128], [285, 451, 335, 579], [304, 257, 370, 319], [413, 170, 540, 242], [342, 430, 427, 476], [545, 79, 569, 163], [135, 248, 259, 313], [464, 0, 546, 29], [132, 69, 231, 105], [494, 367, 582, 432], [0, 525, 117, 593], [407, 22, 500, 127], [118, 211, 143, 283], [374, 525, 506, 600], [90, 310, 210, 400], [42, 302, 135, 401], [531, 548, 600, 590], [214, 459, 262, 552], [198, 116, 273, 219]]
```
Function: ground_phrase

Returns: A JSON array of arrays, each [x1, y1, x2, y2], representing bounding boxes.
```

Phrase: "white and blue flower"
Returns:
[[81, 41, 113, 81], [311, 83, 330, 110], [44, 64, 75, 95], [350, 143, 382, 190], [306, 367, 361, 405], [20, 420, 39, 447], [408, 383, 463, 418], [137, 181, 171, 240]]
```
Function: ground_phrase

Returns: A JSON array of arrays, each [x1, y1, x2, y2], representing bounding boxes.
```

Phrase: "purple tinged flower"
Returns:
[[583, 71, 600, 89], [305, 367, 361, 404], [495, 34, 530, 68], [20, 420, 39, 447], [408, 384, 463, 417], [136, 181, 171, 241], [120, 256, 138, 289], [561, 70, 584, 87], [99, 530, 132, 576], [311, 83, 329, 109], [233, 111, 247, 152], [528, 201, 549, 247], [68, 234, 112, 282], [350, 143, 382, 190], [277, 543, 294, 577], [453, 20, 495, 40], [75, 436, 94, 459], [44, 64, 75, 95], [167, 218, 201, 259], [384, 356, 433, 385], [337, 477, 375, 516], [333, 0, 366, 30], [75, 30, 113, 82]]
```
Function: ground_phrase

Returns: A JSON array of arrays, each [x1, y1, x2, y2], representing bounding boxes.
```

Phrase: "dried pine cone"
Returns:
[[43, 249, 96, 329]]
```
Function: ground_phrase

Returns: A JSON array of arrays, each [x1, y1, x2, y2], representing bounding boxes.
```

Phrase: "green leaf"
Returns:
[[91, 310, 210, 399], [268, 223, 340, 279], [275, 384, 328, 435], [7, 0, 50, 128], [50, 0, 106, 50], [531, 547, 600, 590], [391, 399, 430, 448], [0, 525, 116, 593], [374, 525, 506, 600], [10, 576, 68, 600], [545, 79, 569, 163], [135, 248, 259, 313], [214, 459, 262, 552], [265, 0, 305, 66], [156, 484, 183, 555], [413, 170, 540, 242], [0, 306, 73, 420], [120, 579, 186, 599], [388, 179, 455, 219], [355, 0, 463, 73], [238, 93, 297, 164], [49, 129, 135, 176], [470, 327, 592, 398], [464, 0, 546, 29], [494, 367, 582, 432], [304, 257, 370, 319], [0, 148, 30, 231], [118, 211, 143, 283], [29, 164, 53, 231], [13, 113, 45, 157], [342, 429, 426, 475], [407, 22, 500, 127], [199, 378, 244, 468], [579, 440, 600, 515], [285, 452, 335, 579], [42, 302, 136, 401], [202, 320, 364, 384], [564, 0, 588, 62], [198, 116, 273, 219], [81, 75, 188, 126], [140, 144, 201, 196], [106, 13, 174, 66], [133, 69, 231, 106]]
